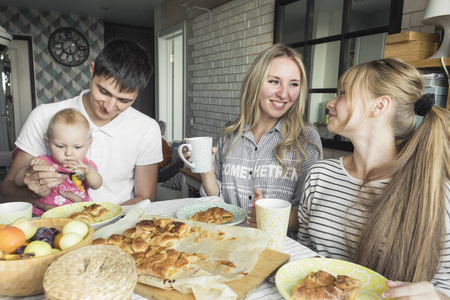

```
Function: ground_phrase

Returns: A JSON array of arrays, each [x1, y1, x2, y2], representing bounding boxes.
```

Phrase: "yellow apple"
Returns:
[[51, 248, 61, 254], [11, 217, 38, 240], [59, 232, 83, 250], [62, 220, 88, 238], [24, 240, 52, 257]]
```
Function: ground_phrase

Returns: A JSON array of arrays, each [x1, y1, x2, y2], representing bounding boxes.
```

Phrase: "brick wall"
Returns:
[[185, 0, 275, 139], [160, 0, 433, 158], [402, 0, 436, 33]]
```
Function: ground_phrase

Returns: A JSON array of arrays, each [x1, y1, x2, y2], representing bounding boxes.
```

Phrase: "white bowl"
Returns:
[[0, 202, 32, 225]]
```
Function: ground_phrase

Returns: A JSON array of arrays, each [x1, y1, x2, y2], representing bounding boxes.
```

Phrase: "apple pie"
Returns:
[[93, 217, 213, 280], [189, 207, 234, 224], [68, 203, 111, 224], [292, 270, 361, 300]]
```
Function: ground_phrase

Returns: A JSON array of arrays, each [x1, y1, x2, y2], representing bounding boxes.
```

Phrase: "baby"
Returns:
[[15, 108, 102, 215]]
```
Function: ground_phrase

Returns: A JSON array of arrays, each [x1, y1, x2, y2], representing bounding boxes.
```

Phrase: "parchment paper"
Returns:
[[94, 200, 271, 300]]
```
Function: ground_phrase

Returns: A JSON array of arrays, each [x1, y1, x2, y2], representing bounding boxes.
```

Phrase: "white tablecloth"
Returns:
[[0, 197, 318, 300]]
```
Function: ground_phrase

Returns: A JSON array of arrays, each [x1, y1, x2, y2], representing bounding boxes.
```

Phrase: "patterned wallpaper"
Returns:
[[0, 6, 104, 104]]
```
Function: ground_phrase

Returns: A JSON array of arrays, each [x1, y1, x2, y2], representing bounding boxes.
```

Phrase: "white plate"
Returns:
[[275, 257, 389, 300], [41, 202, 123, 229], [176, 202, 246, 226]]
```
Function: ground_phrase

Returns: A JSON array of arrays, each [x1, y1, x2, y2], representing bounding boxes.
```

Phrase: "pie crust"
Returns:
[[68, 203, 111, 224], [188, 207, 234, 224], [93, 217, 217, 281], [292, 270, 362, 300]]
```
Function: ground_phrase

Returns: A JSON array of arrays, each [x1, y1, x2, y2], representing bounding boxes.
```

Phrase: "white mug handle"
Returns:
[[178, 144, 195, 169]]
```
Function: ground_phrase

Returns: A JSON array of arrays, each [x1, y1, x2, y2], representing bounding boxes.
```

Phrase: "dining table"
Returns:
[[0, 196, 319, 300]]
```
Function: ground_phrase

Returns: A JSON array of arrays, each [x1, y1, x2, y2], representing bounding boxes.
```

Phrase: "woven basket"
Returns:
[[44, 245, 137, 300], [0, 218, 94, 296]]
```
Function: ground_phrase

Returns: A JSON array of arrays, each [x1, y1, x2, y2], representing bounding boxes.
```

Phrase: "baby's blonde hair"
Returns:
[[47, 108, 91, 140]]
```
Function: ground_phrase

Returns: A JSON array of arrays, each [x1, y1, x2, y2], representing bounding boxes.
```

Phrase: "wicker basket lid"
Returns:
[[43, 245, 137, 300]]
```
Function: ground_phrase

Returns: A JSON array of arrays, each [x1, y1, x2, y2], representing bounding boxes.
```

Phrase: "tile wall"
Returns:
[[402, 0, 437, 33], [0, 6, 104, 105]]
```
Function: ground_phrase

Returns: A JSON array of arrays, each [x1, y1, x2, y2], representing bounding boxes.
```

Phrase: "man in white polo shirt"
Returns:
[[1, 39, 162, 209]]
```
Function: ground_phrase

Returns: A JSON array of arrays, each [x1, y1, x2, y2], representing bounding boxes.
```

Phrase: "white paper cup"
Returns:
[[255, 198, 291, 250], [178, 137, 213, 173]]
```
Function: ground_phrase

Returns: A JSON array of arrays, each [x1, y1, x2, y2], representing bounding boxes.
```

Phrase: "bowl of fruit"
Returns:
[[0, 217, 94, 296]]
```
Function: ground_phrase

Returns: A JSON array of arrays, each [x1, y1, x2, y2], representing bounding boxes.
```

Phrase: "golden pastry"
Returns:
[[84, 203, 108, 218], [92, 217, 236, 281], [189, 207, 234, 224], [292, 270, 361, 300], [68, 203, 112, 224], [124, 227, 137, 239], [68, 211, 95, 224]]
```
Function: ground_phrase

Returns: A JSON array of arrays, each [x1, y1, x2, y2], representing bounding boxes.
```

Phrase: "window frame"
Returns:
[[273, 0, 404, 150]]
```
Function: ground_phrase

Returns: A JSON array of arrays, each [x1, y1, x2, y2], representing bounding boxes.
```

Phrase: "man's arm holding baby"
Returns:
[[0, 149, 83, 208], [1, 150, 58, 203]]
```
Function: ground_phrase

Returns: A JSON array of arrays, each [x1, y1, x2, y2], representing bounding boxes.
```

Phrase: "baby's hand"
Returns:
[[29, 157, 48, 166], [64, 159, 90, 175]]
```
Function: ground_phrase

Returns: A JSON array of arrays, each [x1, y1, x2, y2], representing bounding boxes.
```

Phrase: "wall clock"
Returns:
[[48, 27, 89, 67]]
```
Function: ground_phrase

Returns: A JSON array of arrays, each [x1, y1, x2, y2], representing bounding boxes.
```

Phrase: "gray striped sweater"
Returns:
[[200, 121, 322, 222], [298, 157, 450, 295]]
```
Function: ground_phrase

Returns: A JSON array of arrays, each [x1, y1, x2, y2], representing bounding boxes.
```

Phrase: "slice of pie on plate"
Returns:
[[189, 206, 234, 224], [292, 270, 361, 300]]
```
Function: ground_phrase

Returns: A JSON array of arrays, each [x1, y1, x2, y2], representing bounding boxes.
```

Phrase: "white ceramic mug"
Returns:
[[255, 198, 291, 250], [178, 137, 213, 173]]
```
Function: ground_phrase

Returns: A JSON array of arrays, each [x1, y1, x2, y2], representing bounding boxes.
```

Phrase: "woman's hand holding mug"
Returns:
[[179, 137, 214, 173]]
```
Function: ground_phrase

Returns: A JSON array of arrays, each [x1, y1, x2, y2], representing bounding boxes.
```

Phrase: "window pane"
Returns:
[[308, 93, 335, 139], [349, 0, 390, 32], [310, 41, 340, 89], [312, 0, 343, 39], [282, 0, 306, 44], [346, 33, 386, 69]]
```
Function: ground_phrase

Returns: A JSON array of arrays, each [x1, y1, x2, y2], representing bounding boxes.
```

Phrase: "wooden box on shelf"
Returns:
[[384, 31, 439, 63]]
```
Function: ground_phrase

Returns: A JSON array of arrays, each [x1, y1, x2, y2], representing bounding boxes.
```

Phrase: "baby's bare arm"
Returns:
[[64, 159, 102, 190], [84, 165, 102, 190]]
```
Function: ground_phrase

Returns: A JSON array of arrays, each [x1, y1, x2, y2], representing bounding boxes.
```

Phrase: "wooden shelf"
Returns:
[[409, 58, 450, 110], [409, 57, 450, 69]]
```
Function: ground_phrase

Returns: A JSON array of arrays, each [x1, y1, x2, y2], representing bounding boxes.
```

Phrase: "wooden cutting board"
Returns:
[[134, 248, 290, 300]]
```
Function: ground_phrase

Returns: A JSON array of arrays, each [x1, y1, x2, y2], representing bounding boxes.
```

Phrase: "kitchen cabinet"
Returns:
[[410, 57, 450, 110]]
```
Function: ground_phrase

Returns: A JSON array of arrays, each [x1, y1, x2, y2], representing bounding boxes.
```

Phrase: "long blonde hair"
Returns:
[[221, 43, 320, 174], [340, 58, 450, 282]]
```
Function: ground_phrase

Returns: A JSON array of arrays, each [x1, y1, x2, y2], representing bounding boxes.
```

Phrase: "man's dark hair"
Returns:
[[93, 39, 153, 93]]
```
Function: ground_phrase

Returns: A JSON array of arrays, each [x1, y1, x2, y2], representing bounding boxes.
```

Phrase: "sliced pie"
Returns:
[[93, 217, 237, 282], [189, 207, 234, 224], [68, 203, 112, 224], [292, 270, 362, 300]]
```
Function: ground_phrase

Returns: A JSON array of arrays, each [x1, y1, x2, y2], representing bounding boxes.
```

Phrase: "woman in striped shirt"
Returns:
[[187, 44, 322, 234], [298, 58, 450, 298]]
